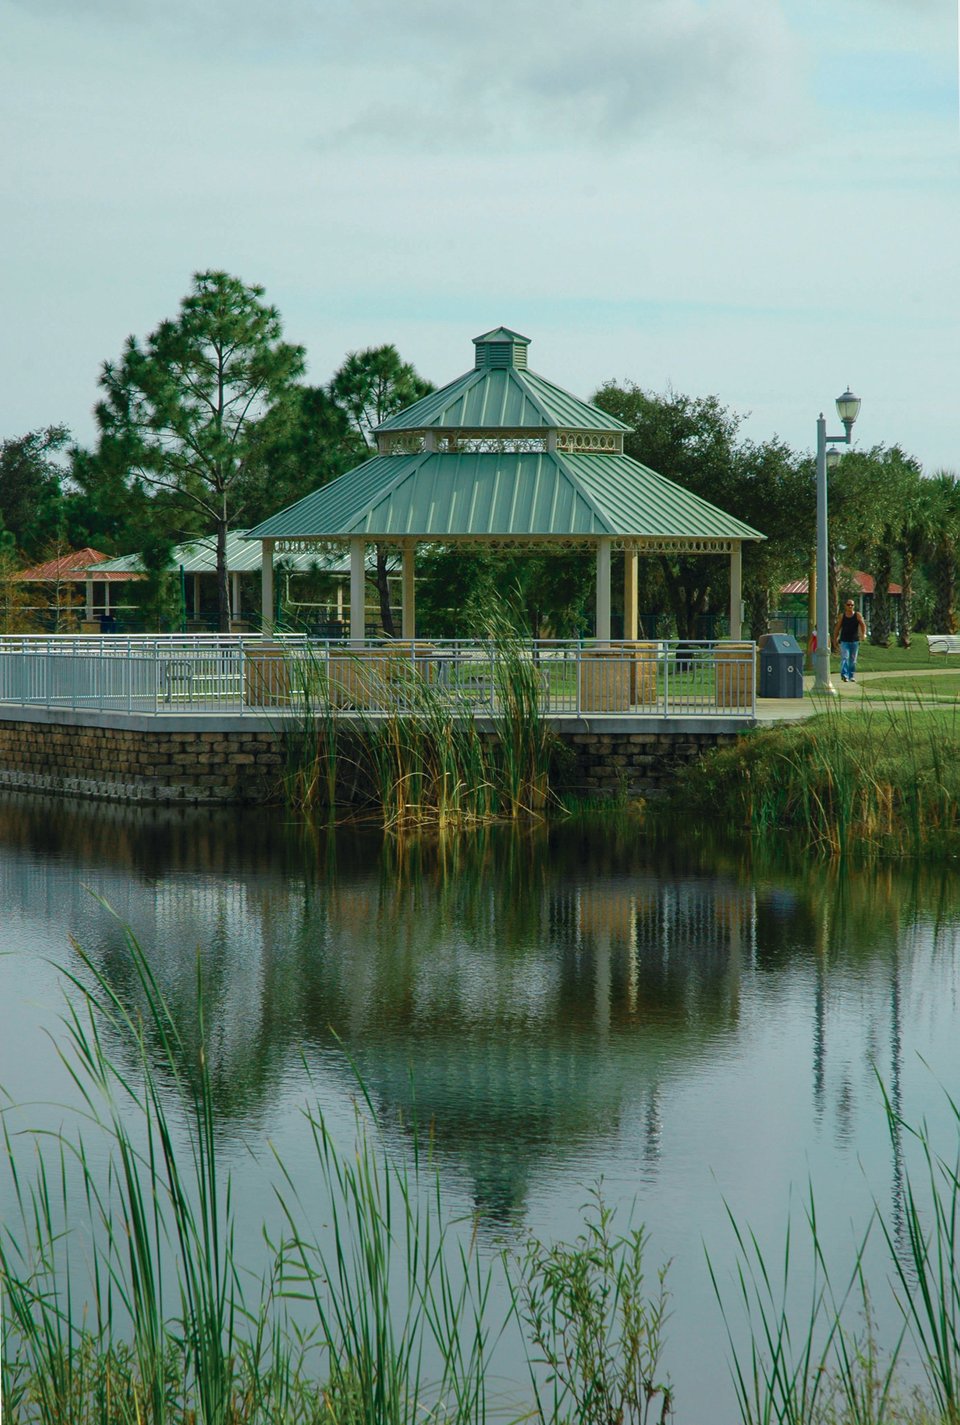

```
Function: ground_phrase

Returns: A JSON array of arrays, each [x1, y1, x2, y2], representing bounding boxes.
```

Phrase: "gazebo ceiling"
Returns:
[[246, 331, 765, 548]]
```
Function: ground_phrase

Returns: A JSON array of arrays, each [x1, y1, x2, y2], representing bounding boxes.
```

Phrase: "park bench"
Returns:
[[925, 634, 960, 657]]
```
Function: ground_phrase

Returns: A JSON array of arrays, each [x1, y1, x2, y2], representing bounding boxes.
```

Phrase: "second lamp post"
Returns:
[[814, 388, 862, 695]]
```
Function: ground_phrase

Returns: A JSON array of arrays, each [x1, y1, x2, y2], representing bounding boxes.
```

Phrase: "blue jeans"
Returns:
[[840, 640, 860, 680]]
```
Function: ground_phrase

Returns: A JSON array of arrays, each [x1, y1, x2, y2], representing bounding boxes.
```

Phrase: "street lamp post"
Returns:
[[814, 389, 862, 695]]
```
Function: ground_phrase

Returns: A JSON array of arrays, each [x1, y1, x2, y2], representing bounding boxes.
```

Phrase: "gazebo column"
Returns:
[[85, 579, 94, 621], [349, 537, 366, 641], [596, 538, 612, 641], [231, 572, 241, 623], [623, 547, 638, 640], [401, 542, 417, 639], [261, 539, 275, 632], [729, 543, 742, 639]]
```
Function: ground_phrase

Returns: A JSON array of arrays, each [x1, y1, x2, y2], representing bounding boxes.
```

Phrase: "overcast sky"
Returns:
[[2, 0, 957, 470]]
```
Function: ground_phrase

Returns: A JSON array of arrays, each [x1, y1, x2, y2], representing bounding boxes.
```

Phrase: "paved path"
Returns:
[[756, 664, 960, 724]]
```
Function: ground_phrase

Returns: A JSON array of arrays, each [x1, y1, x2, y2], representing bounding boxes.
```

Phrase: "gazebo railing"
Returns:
[[0, 637, 756, 718]]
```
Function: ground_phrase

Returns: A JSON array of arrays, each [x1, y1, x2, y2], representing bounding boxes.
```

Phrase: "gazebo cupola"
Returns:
[[473, 327, 530, 368], [373, 326, 628, 460], [247, 329, 763, 640]]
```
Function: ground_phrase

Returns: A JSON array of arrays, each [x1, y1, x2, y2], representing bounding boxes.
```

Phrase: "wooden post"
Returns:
[[729, 543, 742, 639], [401, 542, 416, 639], [350, 538, 365, 641], [624, 547, 638, 640], [261, 539, 275, 631], [596, 538, 612, 641]]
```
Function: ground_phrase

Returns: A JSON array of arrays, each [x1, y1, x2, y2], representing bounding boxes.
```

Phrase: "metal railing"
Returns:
[[0, 636, 756, 718]]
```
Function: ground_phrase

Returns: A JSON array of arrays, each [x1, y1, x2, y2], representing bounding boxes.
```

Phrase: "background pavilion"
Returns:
[[247, 328, 764, 640]]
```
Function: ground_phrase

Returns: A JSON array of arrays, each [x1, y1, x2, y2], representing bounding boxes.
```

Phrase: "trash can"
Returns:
[[758, 633, 804, 698]]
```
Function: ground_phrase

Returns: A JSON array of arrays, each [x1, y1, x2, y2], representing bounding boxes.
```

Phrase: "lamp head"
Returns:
[[825, 446, 843, 471], [835, 388, 861, 437]]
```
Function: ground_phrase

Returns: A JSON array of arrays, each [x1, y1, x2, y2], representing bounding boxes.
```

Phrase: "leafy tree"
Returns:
[[0, 518, 36, 632], [240, 384, 359, 529], [592, 384, 810, 638], [92, 271, 305, 631], [0, 425, 70, 558], [328, 345, 433, 636], [831, 446, 922, 646], [416, 547, 593, 639]]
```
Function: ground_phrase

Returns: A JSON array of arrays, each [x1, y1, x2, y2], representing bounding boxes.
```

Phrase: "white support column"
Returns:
[[104, 582, 110, 616], [596, 538, 612, 641], [401, 542, 417, 639], [85, 580, 94, 621], [729, 542, 742, 640], [624, 547, 638, 640], [349, 537, 366, 642], [231, 571, 241, 623], [261, 539, 275, 632]]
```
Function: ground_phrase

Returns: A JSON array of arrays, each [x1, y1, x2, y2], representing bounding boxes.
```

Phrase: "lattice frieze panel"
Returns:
[[381, 435, 426, 455], [437, 436, 548, 454], [271, 535, 739, 555], [556, 430, 622, 454]]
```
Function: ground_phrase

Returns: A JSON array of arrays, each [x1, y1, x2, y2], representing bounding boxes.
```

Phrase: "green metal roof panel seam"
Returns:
[[375, 367, 632, 435], [558, 453, 765, 540]]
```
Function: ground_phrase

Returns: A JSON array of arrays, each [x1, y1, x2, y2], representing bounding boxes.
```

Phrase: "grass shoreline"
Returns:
[[663, 703, 960, 859]]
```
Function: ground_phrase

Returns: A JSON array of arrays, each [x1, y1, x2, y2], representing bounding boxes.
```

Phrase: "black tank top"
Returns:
[[840, 613, 861, 641]]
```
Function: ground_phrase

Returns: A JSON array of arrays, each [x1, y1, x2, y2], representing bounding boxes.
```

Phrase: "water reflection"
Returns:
[[2, 795, 958, 1236]]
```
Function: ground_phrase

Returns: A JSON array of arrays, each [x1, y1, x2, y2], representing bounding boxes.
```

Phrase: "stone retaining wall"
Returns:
[[561, 729, 740, 800], [0, 718, 284, 804], [0, 711, 746, 806]]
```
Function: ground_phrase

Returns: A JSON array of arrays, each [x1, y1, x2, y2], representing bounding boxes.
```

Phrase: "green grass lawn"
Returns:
[[822, 640, 953, 673], [857, 674, 960, 701]]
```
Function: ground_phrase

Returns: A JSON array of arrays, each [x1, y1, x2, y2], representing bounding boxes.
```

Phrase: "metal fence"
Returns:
[[0, 636, 756, 718]]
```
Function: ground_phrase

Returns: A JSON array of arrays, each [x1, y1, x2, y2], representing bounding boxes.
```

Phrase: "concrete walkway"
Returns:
[[756, 664, 960, 724]]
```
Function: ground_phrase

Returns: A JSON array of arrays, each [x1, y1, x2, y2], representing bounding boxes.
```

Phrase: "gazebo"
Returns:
[[247, 328, 764, 640]]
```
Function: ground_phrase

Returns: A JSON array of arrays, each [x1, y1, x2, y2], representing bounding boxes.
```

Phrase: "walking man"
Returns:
[[833, 598, 867, 683]]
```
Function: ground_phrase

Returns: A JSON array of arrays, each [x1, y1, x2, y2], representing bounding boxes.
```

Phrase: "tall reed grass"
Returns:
[[709, 1079, 960, 1425], [668, 703, 960, 859], [278, 629, 558, 829], [12, 917, 960, 1423], [0, 919, 495, 1424]]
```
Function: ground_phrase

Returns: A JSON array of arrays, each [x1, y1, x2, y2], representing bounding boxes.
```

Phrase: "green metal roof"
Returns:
[[376, 329, 630, 433], [473, 326, 530, 345], [246, 450, 763, 543], [247, 330, 766, 547], [376, 366, 632, 434], [96, 530, 349, 576]]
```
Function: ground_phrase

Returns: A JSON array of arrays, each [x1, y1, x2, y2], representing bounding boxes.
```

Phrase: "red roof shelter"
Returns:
[[12, 548, 141, 627]]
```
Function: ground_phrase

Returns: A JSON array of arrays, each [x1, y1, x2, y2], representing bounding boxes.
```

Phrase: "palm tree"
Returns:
[[896, 475, 937, 647], [925, 471, 960, 634]]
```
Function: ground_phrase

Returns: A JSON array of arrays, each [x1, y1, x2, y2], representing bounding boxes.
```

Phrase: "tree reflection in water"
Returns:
[[1, 793, 958, 1236]]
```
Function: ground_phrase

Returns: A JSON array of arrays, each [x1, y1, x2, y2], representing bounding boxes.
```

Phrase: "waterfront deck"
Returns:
[[0, 634, 759, 726]]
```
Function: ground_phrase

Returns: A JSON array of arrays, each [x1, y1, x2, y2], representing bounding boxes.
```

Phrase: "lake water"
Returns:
[[2, 792, 960, 1420]]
